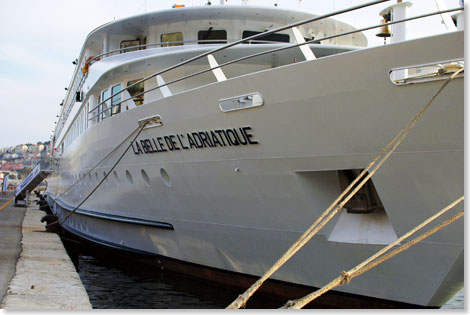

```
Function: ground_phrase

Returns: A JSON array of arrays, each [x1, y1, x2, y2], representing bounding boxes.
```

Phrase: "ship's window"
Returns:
[[242, 30, 290, 43], [96, 95, 101, 122], [101, 89, 110, 120], [127, 80, 144, 106], [86, 102, 89, 129], [120, 39, 141, 53], [198, 29, 227, 44], [161, 32, 183, 47], [111, 84, 122, 115]]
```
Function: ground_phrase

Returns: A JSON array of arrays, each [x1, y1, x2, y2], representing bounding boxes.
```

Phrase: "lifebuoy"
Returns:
[[82, 56, 100, 74]]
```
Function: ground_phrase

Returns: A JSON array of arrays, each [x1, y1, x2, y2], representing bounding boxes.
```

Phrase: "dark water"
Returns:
[[63, 238, 279, 309], [77, 254, 233, 308], [62, 237, 464, 309]]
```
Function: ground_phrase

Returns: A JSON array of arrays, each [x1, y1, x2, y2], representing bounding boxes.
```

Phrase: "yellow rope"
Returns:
[[282, 207, 464, 309], [226, 67, 463, 309], [354, 211, 464, 278], [346, 196, 463, 277]]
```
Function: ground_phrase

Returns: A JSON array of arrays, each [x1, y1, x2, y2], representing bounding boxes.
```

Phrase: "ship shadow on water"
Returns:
[[60, 234, 284, 309], [59, 231, 430, 309], [75, 254, 242, 309]]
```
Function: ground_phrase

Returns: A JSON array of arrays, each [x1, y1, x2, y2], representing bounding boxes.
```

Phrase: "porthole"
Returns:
[[160, 168, 171, 187], [126, 170, 134, 184], [95, 172, 99, 181], [141, 169, 150, 187]]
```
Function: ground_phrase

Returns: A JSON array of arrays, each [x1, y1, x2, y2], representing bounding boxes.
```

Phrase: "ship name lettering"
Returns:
[[132, 126, 258, 155]]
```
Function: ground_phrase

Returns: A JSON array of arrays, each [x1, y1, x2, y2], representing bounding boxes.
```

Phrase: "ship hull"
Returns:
[[58, 222, 431, 309], [47, 31, 464, 307]]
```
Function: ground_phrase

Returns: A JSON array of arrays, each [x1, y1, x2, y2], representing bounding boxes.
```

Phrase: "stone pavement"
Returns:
[[0, 193, 24, 304], [0, 194, 91, 309]]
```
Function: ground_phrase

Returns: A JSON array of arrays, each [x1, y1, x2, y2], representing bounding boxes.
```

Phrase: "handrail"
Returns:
[[88, 0, 392, 116], [86, 39, 292, 120], [87, 39, 283, 66], [88, 5, 463, 121], [88, 40, 222, 65]]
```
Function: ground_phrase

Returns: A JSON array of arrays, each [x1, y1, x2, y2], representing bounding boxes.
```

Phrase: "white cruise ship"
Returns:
[[46, 0, 464, 308]]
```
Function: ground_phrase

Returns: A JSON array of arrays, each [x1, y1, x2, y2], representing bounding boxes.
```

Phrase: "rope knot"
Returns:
[[340, 271, 351, 284]]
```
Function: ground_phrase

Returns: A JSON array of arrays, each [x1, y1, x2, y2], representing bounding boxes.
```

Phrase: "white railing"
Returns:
[[87, 1, 463, 121]]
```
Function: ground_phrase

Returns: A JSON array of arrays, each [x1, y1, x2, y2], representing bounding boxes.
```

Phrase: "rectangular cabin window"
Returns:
[[97, 95, 101, 122], [161, 32, 183, 47], [242, 30, 290, 43], [78, 113, 82, 136], [86, 102, 89, 129], [198, 29, 227, 44], [127, 80, 144, 106], [101, 89, 110, 120], [111, 84, 122, 115], [120, 39, 141, 53]]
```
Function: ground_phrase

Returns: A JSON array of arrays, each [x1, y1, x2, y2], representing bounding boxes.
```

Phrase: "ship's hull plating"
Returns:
[[47, 31, 464, 307]]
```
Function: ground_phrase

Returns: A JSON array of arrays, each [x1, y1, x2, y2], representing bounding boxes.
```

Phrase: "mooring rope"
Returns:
[[57, 124, 146, 199], [47, 122, 148, 227], [282, 198, 464, 309], [227, 67, 463, 309]]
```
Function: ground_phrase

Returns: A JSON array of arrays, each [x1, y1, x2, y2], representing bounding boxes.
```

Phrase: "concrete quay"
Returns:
[[0, 193, 91, 309]]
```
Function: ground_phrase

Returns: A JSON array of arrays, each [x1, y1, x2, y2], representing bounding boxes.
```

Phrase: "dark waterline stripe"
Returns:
[[50, 196, 174, 230]]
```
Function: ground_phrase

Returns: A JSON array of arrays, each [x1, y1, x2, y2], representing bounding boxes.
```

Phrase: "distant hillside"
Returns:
[[0, 141, 51, 176]]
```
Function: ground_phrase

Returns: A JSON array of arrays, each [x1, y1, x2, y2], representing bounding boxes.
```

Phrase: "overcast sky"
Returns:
[[0, 0, 461, 149]]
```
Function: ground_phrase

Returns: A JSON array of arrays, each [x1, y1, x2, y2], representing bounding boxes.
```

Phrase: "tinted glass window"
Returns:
[[111, 84, 122, 115], [127, 80, 144, 106], [242, 30, 290, 43], [101, 89, 110, 120], [161, 32, 183, 47], [120, 39, 140, 53], [198, 29, 227, 44]]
